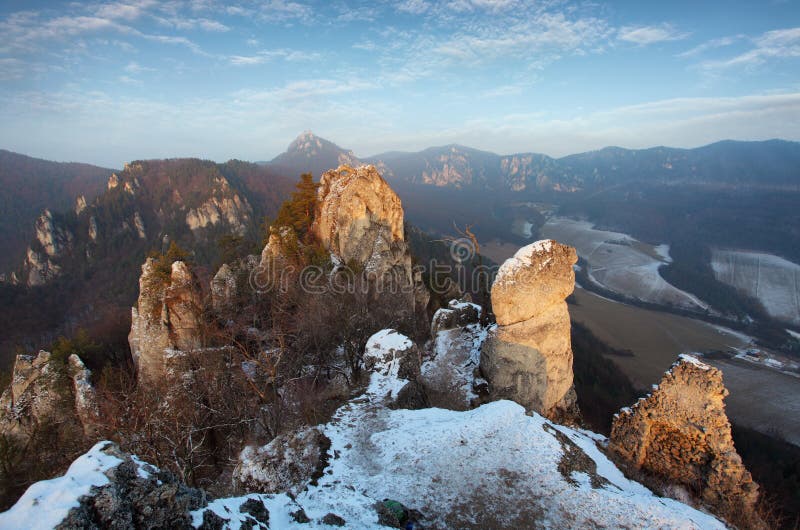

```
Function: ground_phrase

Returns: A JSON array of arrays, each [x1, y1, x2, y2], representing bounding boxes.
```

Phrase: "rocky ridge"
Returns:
[[1, 329, 729, 529], [6, 159, 256, 288]]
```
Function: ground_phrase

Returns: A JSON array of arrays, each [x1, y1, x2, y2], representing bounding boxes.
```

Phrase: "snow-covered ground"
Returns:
[[3, 330, 726, 529], [421, 321, 488, 408], [0, 441, 124, 529], [541, 217, 708, 311], [711, 249, 800, 325]]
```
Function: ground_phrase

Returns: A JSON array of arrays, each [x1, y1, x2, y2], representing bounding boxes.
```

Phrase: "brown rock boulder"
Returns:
[[609, 355, 761, 524]]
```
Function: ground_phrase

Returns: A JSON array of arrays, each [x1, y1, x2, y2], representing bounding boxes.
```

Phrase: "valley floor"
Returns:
[[569, 286, 800, 446]]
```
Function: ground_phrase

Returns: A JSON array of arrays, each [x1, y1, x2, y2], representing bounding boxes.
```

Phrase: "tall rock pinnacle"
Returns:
[[480, 239, 580, 422]]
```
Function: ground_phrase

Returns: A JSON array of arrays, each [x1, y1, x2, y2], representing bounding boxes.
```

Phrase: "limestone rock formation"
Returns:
[[211, 263, 236, 311], [422, 299, 488, 410], [311, 164, 429, 314], [129, 259, 203, 382], [364, 329, 427, 409], [22, 209, 74, 286], [260, 225, 299, 265], [0, 350, 100, 446], [185, 177, 252, 237], [609, 354, 761, 522], [211, 255, 259, 310], [234, 427, 330, 496], [74, 195, 87, 215], [480, 240, 580, 422]]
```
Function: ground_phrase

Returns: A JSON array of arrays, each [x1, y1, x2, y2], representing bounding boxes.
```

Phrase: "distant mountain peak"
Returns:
[[287, 131, 332, 157], [273, 132, 360, 176]]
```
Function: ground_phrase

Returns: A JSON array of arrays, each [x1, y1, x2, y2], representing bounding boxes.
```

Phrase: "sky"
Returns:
[[1, 0, 799, 168]]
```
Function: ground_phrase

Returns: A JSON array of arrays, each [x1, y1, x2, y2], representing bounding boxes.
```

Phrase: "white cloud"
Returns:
[[395, 0, 430, 14], [432, 92, 800, 156], [229, 49, 320, 65], [618, 24, 689, 45], [124, 61, 154, 73], [700, 26, 800, 70], [257, 0, 314, 23], [677, 35, 742, 58], [447, 0, 519, 13]]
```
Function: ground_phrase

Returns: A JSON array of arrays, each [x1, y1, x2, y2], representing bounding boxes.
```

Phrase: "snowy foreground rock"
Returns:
[[1, 330, 725, 529]]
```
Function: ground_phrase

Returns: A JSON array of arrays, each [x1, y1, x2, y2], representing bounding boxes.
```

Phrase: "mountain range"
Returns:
[[1, 132, 799, 368], [266, 132, 800, 193]]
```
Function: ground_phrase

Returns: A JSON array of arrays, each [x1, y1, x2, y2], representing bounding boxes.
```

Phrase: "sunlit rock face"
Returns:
[[129, 259, 203, 383], [311, 164, 429, 314], [185, 176, 252, 237], [610, 355, 761, 523], [23, 209, 74, 286], [480, 239, 580, 423]]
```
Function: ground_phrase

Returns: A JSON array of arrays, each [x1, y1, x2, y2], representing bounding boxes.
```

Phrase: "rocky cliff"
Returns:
[[610, 354, 762, 524], [129, 259, 203, 383], [22, 209, 74, 286], [480, 239, 580, 422], [311, 164, 429, 314]]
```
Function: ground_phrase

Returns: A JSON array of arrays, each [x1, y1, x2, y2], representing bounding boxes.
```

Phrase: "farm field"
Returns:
[[540, 217, 708, 311], [711, 249, 800, 326]]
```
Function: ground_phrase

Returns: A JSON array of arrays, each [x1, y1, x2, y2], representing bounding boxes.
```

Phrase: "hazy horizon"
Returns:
[[1, 0, 799, 167], [4, 131, 800, 171]]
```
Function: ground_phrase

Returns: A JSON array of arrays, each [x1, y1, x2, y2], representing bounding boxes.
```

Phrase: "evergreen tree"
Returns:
[[273, 173, 319, 242]]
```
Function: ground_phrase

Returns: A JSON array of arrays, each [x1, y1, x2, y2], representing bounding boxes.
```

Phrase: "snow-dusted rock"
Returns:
[[0, 440, 214, 530], [610, 354, 762, 524], [481, 239, 580, 422], [490, 239, 577, 327], [5, 340, 729, 530], [233, 427, 330, 496], [430, 299, 481, 338]]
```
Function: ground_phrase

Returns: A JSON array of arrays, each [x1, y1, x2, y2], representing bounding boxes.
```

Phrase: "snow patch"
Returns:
[[678, 353, 711, 370], [0, 441, 122, 530], [496, 239, 555, 282]]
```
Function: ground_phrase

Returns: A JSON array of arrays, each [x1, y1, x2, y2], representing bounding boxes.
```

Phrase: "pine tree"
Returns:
[[273, 173, 319, 242]]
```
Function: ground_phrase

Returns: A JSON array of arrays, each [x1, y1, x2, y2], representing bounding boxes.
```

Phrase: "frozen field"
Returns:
[[569, 287, 800, 446], [541, 217, 707, 311], [711, 249, 800, 325]]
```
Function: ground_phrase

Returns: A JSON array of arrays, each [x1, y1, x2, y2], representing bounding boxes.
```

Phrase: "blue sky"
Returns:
[[1, 0, 799, 168]]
